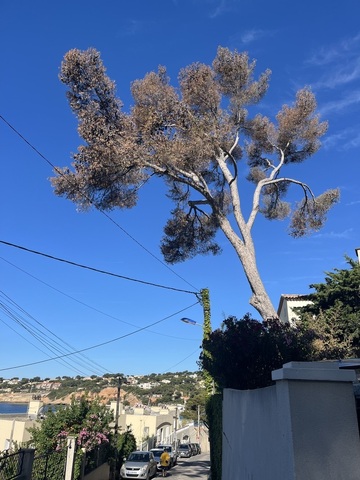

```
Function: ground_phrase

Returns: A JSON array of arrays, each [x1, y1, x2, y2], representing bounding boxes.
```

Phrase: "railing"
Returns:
[[0, 450, 24, 480], [31, 447, 67, 480]]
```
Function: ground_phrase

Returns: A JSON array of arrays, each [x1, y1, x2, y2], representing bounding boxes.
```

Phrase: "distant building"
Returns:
[[0, 401, 42, 450], [110, 402, 179, 449], [139, 382, 160, 389], [277, 294, 312, 325], [125, 376, 138, 385]]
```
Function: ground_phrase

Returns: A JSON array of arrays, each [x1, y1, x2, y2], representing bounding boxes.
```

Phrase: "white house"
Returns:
[[277, 294, 311, 325]]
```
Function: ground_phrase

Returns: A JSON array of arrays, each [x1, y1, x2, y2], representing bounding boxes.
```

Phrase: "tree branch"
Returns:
[[247, 174, 315, 230]]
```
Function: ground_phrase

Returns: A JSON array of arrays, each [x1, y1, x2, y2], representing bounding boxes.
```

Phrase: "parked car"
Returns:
[[178, 443, 192, 458], [120, 451, 157, 479], [190, 443, 198, 455], [156, 444, 178, 466], [149, 448, 165, 471], [194, 442, 201, 454]]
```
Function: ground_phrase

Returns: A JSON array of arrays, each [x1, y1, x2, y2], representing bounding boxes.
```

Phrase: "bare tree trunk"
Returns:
[[218, 215, 278, 321], [239, 244, 278, 320]]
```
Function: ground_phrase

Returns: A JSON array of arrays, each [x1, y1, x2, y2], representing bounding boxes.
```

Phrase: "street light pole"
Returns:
[[114, 376, 121, 440], [197, 404, 200, 442], [114, 376, 121, 480], [181, 288, 214, 396], [173, 406, 178, 448]]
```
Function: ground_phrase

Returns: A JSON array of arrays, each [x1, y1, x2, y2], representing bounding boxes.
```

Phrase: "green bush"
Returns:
[[206, 394, 222, 480]]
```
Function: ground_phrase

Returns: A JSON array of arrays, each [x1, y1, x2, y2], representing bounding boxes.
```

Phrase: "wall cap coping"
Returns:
[[272, 361, 357, 382]]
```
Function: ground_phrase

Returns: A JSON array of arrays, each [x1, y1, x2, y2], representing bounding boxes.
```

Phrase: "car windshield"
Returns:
[[158, 446, 171, 452], [179, 445, 189, 450], [128, 453, 150, 462], [151, 450, 163, 457]]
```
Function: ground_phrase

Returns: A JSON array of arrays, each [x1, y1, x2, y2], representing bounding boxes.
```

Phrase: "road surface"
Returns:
[[159, 453, 210, 480]]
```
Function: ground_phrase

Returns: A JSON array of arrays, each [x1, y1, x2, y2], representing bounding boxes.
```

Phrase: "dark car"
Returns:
[[190, 443, 198, 455], [194, 442, 201, 454], [178, 443, 192, 458]]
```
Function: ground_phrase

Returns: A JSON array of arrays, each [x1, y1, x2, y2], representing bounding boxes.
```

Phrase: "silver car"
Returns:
[[178, 443, 192, 458], [120, 451, 157, 480]]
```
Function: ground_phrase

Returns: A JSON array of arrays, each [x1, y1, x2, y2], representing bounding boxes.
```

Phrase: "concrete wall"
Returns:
[[0, 401, 42, 450], [222, 362, 360, 480], [0, 417, 36, 450], [222, 386, 289, 479]]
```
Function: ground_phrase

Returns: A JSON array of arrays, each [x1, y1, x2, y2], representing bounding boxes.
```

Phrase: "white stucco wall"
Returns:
[[222, 386, 291, 479], [287, 377, 360, 479], [222, 362, 360, 480], [278, 297, 312, 324], [0, 417, 36, 449]]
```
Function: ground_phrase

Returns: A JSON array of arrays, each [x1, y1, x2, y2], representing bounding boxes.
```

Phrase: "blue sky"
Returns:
[[1, 0, 359, 380]]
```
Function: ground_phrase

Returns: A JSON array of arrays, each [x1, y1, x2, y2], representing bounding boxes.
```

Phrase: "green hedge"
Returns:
[[206, 393, 222, 480]]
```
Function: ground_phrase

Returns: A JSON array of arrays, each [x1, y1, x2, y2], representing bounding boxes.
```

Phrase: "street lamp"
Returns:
[[180, 316, 214, 397], [180, 317, 202, 327]]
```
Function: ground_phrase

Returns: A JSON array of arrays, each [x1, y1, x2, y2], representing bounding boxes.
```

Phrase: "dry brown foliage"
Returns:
[[51, 47, 339, 320]]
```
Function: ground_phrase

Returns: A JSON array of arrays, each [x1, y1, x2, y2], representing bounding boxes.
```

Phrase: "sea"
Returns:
[[0, 402, 28, 415]]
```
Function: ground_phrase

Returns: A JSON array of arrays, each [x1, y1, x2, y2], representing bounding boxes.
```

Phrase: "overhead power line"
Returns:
[[0, 114, 199, 291], [0, 115, 205, 377], [1, 257, 201, 342], [0, 301, 200, 372], [0, 240, 198, 296], [0, 316, 87, 377], [0, 290, 109, 376]]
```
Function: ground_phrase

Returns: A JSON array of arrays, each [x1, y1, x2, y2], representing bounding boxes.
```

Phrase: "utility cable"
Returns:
[[0, 240, 198, 296], [1, 257, 200, 341], [162, 348, 202, 373], [0, 318, 84, 375], [0, 290, 109, 374], [0, 114, 199, 291], [0, 316, 88, 377], [0, 296, 105, 376], [0, 301, 200, 372], [0, 315, 89, 375]]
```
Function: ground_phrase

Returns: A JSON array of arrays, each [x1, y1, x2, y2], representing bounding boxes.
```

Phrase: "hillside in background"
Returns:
[[0, 371, 203, 407]]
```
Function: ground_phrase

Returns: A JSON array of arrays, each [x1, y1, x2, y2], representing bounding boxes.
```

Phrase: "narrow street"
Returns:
[[159, 453, 210, 480]]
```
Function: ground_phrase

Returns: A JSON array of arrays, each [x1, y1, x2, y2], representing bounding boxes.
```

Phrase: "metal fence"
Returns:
[[31, 447, 67, 480], [0, 450, 24, 480]]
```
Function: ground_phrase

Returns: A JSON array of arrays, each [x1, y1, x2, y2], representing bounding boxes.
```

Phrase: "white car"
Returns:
[[156, 444, 178, 467], [120, 451, 157, 480], [149, 448, 164, 471]]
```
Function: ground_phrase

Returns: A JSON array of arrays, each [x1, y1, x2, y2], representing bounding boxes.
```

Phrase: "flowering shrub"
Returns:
[[77, 420, 110, 452], [29, 396, 113, 454], [28, 396, 113, 480], [56, 430, 69, 451]]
